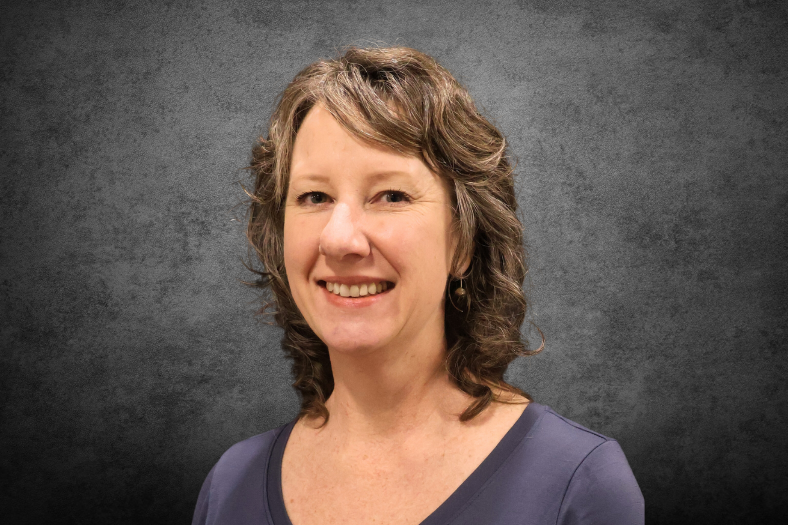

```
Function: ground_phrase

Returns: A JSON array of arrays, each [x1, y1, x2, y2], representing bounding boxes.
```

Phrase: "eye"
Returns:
[[380, 190, 410, 204], [296, 191, 331, 205]]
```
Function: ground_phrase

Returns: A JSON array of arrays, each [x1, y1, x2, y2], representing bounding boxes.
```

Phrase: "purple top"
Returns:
[[193, 403, 644, 524]]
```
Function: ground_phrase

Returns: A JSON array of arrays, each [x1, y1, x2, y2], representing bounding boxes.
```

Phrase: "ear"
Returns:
[[458, 247, 473, 278], [451, 237, 473, 279], [446, 178, 475, 279], [447, 199, 473, 279]]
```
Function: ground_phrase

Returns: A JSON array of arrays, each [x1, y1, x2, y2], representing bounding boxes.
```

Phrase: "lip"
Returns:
[[322, 286, 390, 306], [315, 276, 394, 286], [317, 277, 395, 307]]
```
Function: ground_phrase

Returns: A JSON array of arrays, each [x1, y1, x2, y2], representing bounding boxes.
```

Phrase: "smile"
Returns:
[[320, 280, 393, 297]]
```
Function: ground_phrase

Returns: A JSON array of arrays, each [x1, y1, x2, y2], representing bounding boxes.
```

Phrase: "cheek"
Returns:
[[283, 216, 318, 280], [283, 220, 297, 273], [379, 216, 453, 281]]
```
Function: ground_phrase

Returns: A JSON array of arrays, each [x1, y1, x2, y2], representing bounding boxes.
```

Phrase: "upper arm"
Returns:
[[556, 440, 644, 525], [191, 463, 216, 525]]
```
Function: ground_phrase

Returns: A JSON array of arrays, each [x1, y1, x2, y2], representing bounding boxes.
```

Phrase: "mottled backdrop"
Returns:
[[1, 0, 786, 523]]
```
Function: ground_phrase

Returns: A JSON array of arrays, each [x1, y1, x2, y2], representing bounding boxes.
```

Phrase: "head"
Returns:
[[283, 102, 459, 360], [247, 46, 540, 423]]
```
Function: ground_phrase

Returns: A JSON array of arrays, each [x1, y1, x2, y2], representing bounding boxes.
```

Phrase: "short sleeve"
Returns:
[[192, 463, 216, 525], [556, 440, 644, 525]]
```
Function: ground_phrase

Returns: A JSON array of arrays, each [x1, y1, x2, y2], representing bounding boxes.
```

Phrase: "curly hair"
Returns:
[[246, 46, 542, 424]]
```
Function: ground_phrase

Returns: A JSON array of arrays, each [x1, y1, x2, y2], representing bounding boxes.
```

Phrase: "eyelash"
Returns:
[[295, 190, 411, 206], [295, 191, 330, 205]]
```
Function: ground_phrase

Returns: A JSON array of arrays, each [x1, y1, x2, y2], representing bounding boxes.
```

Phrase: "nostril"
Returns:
[[319, 204, 371, 259]]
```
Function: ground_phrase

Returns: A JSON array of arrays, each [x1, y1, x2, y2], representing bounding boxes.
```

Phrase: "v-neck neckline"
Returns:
[[266, 402, 545, 525]]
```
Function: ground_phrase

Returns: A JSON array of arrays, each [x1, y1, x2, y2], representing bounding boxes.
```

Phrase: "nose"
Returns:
[[319, 201, 371, 260]]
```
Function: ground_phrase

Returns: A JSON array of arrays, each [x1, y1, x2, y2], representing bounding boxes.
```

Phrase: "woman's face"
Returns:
[[283, 104, 456, 356]]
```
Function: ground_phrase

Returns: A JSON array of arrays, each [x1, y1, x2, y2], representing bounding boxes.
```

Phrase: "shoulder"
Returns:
[[432, 404, 643, 525], [531, 406, 644, 525], [192, 423, 291, 525], [513, 404, 623, 471], [213, 428, 281, 475], [535, 406, 612, 449]]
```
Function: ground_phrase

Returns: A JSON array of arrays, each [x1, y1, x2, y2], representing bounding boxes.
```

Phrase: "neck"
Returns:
[[321, 329, 466, 440]]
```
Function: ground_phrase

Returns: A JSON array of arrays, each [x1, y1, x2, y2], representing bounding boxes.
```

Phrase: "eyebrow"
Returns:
[[290, 173, 331, 184], [290, 170, 416, 184]]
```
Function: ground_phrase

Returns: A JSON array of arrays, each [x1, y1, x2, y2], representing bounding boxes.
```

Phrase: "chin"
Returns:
[[320, 332, 391, 356], [310, 315, 396, 354]]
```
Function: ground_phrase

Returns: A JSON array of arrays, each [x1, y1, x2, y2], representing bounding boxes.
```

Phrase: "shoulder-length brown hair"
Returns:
[[247, 46, 541, 424]]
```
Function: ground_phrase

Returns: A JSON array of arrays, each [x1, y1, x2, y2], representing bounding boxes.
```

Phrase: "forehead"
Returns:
[[289, 104, 443, 190]]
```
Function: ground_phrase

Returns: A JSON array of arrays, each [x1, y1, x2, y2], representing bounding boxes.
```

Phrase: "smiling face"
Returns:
[[283, 104, 457, 356]]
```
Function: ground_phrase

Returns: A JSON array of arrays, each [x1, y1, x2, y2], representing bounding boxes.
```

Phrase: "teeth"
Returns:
[[326, 281, 388, 297]]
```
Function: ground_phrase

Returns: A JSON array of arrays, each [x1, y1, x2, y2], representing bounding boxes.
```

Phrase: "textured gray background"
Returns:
[[1, 0, 786, 523]]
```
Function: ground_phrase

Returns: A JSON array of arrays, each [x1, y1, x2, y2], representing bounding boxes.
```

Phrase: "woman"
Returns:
[[194, 47, 644, 525]]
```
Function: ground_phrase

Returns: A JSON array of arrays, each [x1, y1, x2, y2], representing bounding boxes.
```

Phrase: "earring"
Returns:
[[449, 277, 470, 311], [453, 278, 467, 299]]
